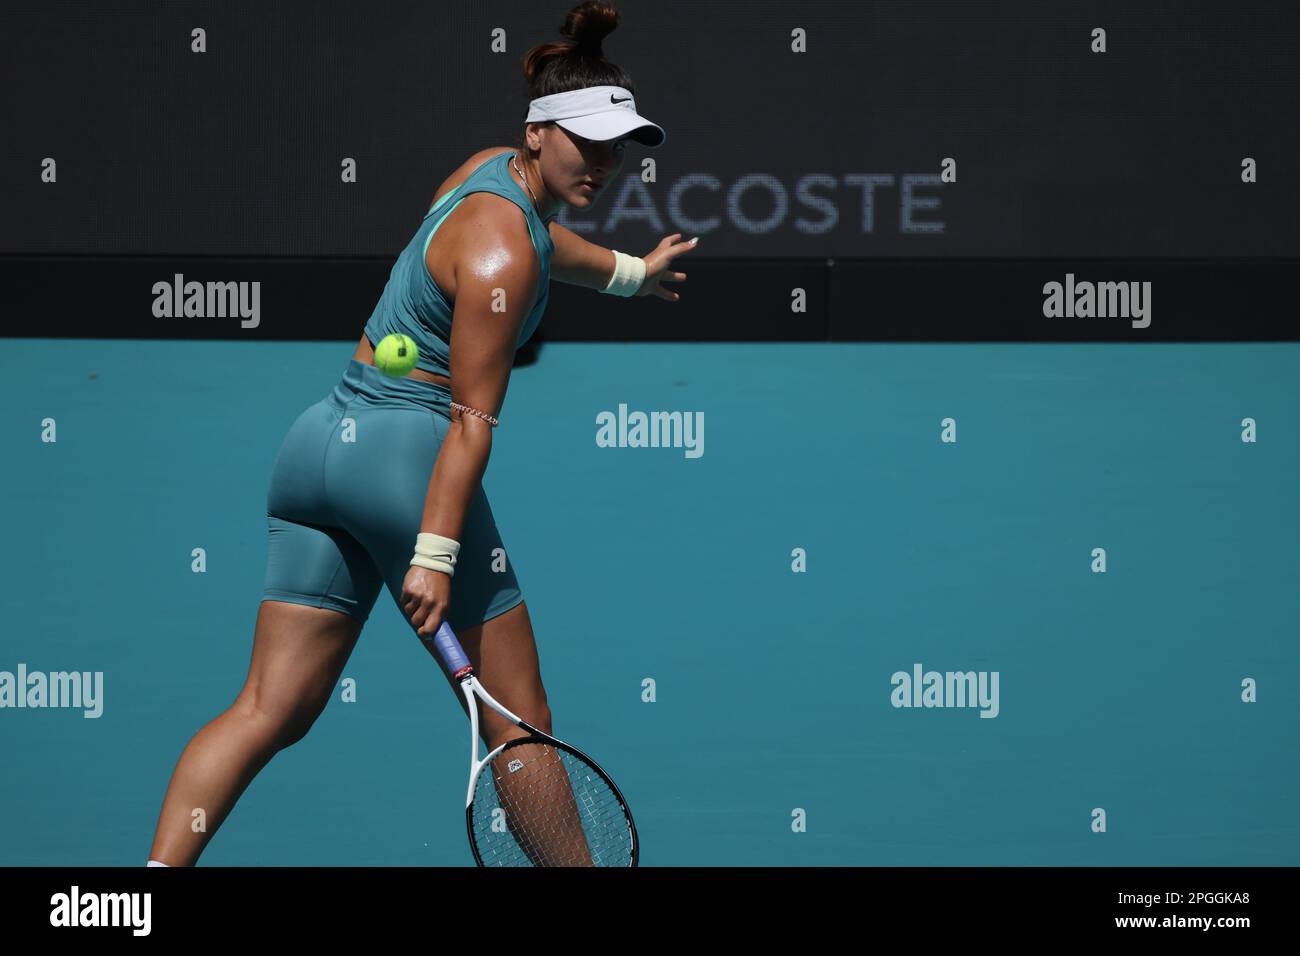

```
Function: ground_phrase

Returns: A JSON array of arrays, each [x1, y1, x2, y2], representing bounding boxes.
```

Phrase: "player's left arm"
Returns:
[[549, 221, 698, 301], [548, 221, 620, 290]]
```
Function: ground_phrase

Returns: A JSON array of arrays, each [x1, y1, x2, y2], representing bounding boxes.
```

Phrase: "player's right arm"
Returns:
[[401, 195, 540, 639]]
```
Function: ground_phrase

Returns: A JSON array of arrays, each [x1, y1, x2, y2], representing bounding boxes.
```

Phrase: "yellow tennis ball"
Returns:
[[375, 333, 419, 377]]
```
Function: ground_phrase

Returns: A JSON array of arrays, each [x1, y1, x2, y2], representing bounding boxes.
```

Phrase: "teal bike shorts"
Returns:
[[262, 358, 523, 632]]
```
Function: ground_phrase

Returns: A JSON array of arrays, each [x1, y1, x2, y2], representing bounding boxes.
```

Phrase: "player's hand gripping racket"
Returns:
[[426, 620, 638, 866]]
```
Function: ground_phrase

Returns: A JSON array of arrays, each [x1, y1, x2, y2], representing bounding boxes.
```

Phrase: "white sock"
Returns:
[[146, 860, 170, 867]]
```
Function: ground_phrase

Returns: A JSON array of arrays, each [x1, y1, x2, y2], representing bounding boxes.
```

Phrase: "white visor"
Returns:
[[525, 85, 666, 147]]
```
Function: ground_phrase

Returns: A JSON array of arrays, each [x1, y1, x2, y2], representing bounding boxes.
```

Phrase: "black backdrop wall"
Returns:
[[3, 0, 1297, 340]]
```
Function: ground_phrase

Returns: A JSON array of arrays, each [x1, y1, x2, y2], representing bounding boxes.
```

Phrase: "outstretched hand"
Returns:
[[636, 234, 699, 302]]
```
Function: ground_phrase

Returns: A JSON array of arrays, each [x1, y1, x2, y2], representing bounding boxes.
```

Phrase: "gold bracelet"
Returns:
[[450, 401, 499, 427]]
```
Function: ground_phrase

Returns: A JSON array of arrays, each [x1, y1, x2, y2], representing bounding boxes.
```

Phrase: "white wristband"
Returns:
[[601, 249, 646, 297], [410, 532, 459, 576]]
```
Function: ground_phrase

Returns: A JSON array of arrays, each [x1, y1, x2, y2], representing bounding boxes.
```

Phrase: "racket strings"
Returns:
[[470, 741, 632, 867]]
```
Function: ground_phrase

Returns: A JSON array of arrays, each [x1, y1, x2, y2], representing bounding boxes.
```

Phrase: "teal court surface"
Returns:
[[2, 339, 1297, 866]]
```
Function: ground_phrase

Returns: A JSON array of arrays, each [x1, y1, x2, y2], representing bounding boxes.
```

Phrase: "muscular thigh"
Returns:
[[236, 601, 361, 740]]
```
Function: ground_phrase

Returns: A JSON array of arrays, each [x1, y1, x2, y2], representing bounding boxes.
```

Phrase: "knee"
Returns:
[[486, 701, 553, 750], [530, 702, 554, 738], [274, 717, 315, 749], [231, 689, 317, 751], [512, 692, 552, 737]]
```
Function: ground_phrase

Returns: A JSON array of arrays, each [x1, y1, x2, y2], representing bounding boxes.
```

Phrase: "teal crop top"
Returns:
[[363, 151, 556, 379]]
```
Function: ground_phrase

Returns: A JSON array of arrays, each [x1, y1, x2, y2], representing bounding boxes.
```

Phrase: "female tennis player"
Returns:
[[146, 0, 694, 866]]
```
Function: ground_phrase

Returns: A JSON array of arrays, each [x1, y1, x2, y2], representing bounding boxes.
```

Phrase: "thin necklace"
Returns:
[[511, 153, 541, 211]]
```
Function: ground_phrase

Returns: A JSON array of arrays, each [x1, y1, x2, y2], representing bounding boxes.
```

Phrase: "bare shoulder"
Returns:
[[439, 192, 539, 309], [452, 193, 540, 283], [427, 147, 539, 303], [451, 147, 538, 257]]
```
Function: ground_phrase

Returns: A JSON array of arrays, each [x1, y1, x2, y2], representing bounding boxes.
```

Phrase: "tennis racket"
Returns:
[[426, 620, 638, 867]]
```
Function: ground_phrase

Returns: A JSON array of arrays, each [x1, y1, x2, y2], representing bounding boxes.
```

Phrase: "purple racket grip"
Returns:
[[431, 620, 472, 675]]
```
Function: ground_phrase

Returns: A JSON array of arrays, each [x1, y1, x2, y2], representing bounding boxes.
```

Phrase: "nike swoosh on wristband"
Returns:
[[610, 95, 631, 103]]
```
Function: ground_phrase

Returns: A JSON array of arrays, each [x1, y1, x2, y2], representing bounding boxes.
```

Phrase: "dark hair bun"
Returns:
[[560, 1, 619, 56], [521, 2, 635, 98]]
